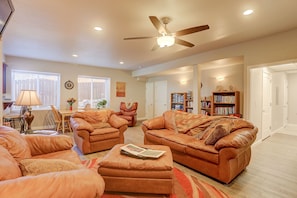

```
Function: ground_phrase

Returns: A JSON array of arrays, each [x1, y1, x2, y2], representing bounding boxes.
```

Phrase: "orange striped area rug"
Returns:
[[82, 158, 230, 198]]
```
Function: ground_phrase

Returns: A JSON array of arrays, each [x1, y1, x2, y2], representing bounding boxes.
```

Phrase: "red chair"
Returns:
[[116, 102, 138, 127]]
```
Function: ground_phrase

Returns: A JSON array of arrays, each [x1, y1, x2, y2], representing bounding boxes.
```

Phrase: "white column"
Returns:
[[192, 64, 200, 114]]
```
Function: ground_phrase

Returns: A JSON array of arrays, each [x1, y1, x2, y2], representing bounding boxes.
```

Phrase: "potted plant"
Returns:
[[96, 99, 107, 109]]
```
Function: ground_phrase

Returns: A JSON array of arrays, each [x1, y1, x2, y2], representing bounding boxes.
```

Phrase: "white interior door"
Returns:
[[283, 77, 288, 126], [262, 71, 272, 139], [154, 80, 167, 117], [145, 82, 154, 119]]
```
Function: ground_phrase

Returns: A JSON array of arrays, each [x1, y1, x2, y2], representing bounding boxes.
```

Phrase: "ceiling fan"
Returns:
[[124, 16, 210, 50]]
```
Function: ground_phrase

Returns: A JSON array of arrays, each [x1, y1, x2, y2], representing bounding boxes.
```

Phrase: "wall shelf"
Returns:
[[211, 91, 240, 116]]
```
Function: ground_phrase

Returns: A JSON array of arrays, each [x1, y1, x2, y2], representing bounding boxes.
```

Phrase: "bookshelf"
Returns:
[[211, 91, 240, 116], [186, 91, 193, 113], [200, 97, 211, 115], [171, 92, 193, 112]]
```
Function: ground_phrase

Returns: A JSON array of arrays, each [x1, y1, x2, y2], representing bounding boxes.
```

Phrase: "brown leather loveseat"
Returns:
[[70, 109, 128, 154], [142, 110, 258, 184], [0, 126, 105, 197]]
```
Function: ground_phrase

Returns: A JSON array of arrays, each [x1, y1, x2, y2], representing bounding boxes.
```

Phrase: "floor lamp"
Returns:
[[15, 90, 42, 133]]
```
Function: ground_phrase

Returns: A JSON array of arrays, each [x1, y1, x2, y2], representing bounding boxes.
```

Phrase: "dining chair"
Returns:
[[50, 105, 72, 132]]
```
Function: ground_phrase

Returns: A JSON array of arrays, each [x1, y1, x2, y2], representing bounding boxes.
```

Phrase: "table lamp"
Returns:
[[15, 90, 42, 133]]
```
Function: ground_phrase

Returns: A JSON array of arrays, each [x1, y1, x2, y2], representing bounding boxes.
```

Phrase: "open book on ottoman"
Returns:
[[120, 144, 166, 159]]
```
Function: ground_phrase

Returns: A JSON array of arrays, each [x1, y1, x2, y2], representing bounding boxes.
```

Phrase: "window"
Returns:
[[11, 70, 60, 109], [78, 76, 110, 108]]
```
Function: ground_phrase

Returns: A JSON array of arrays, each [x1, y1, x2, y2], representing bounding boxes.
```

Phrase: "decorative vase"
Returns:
[[69, 104, 72, 110]]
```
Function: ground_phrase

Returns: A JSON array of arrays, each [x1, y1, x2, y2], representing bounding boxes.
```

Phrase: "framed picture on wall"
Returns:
[[116, 82, 126, 97]]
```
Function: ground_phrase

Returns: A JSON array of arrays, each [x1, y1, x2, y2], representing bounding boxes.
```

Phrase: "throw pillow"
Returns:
[[0, 126, 31, 162], [205, 124, 231, 145], [19, 158, 81, 176], [0, 146, 22, 180]]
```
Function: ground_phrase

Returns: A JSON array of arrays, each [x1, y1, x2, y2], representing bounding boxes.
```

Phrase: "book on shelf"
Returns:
[[120, 144, 166, 159], [215, 107, 235, 114], [214, 95, 235, 103]]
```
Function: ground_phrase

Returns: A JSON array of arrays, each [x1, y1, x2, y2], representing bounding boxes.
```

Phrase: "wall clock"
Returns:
[[64, 80, 74, 90]]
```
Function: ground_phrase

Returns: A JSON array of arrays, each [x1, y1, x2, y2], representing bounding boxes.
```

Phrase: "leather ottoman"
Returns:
[[98, 144, 173, 194]]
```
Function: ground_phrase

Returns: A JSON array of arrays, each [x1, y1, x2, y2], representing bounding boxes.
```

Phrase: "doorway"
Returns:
[[249, 63, 295, 140], [262, 71, 272, 139], [146, 80, 168, 119]]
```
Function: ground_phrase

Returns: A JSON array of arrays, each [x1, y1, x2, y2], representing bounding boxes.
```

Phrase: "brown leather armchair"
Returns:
[[70, 109, 129, 154], [115, 102, 138, 127]]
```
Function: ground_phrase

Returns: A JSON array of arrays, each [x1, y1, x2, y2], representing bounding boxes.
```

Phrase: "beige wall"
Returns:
[[200, 64, 244, 114], [147, 71, 194, 109], [3, 56, 146, 129]]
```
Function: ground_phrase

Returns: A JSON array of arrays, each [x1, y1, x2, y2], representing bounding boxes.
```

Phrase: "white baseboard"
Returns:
[[284, 124, 297, 130]]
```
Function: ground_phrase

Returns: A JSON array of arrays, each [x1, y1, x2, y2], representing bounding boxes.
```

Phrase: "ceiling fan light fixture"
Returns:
[[157, 35, 175, 47]]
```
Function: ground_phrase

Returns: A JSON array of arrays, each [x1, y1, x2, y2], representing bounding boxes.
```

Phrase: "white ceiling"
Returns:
[[2, 0, 297, 74]]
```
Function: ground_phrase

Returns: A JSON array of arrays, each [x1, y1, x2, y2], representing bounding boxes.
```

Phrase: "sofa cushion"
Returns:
[[0, 146, 22, 180], [90, 128, 119, 142], [71, 118, 94, 132], [0, 126, 31, 162], [24, 135, 73, 156], [161, 134, 194, 153], [146, 129, 175, 139], [31, 150, 82, 164], [174, 111, 208, 134], [185, 146, 219, 164], [72, 110, 112, 123], [215, 128, 257, 150], [19, 158, 81, 176], [186, 140, 219, 154], [163, 111, 177, 132], [91, 128, 119, 135], [91, 122, 111, 129], [109, 114, 129, 128], [205, 124, 231, 145]]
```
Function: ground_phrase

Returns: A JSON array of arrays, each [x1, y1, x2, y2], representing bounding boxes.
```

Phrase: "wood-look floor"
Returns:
[[79, 123, 297, 198]]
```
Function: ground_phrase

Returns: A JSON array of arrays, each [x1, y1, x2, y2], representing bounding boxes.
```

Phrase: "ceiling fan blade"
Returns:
[[124, 36, 155, 40], [149, 16, 168, 35], [151, 43, 159, 51], [175, 38, 195, 47], [175, 25, 210, 36]]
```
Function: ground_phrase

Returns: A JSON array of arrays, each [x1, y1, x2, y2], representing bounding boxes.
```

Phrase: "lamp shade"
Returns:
[[15, 90, 42, 106]]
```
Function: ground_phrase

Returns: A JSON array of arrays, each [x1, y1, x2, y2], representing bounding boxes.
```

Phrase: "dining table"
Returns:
[[58, 109, 82, 133]]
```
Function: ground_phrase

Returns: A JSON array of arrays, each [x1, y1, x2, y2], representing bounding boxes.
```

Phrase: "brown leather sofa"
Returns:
[[142, 110, 258, 184], [0, 126, 105, 197], [115, 102, 138, 127], [70, 109, 128, 154]]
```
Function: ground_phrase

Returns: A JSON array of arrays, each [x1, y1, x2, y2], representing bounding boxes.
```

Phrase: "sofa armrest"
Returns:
[[215, 127, 258, 150], [70, 117, 94, 132], [24, 135, 73, 156], [142, 116, 165, 130], [0, 168, 105, 198], [108, 114, 128, 128]]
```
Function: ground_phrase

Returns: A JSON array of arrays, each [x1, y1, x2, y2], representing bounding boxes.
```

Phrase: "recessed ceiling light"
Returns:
[[72, 54, 78, 57], [243, 9, 254, 16], [94, 26, 103, 31], [119, 61, 124, 64]]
